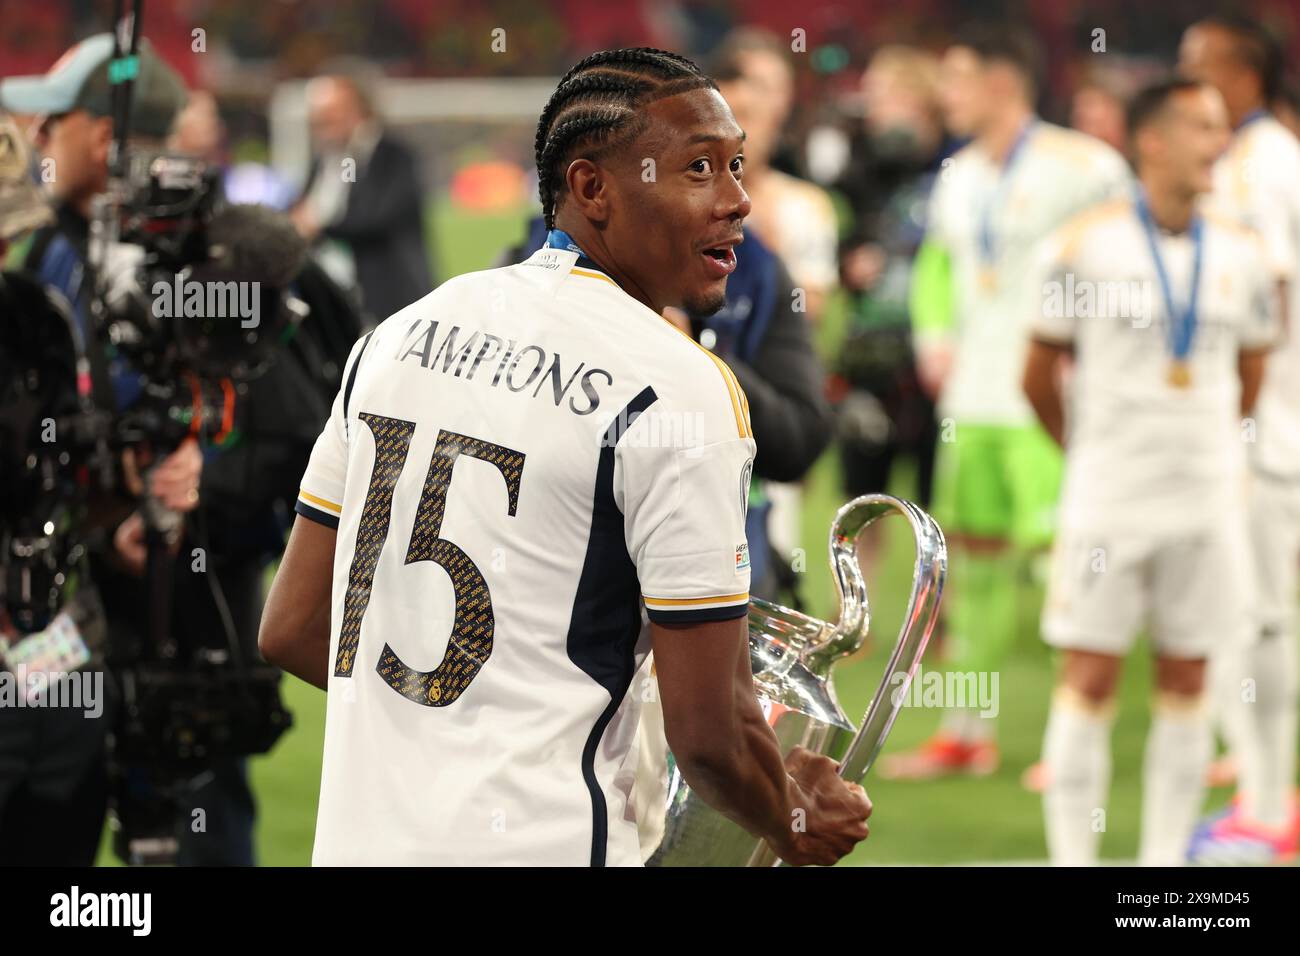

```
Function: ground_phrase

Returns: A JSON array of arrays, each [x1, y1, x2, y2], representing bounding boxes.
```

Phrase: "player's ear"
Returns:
[[564, 157, 610, 225]]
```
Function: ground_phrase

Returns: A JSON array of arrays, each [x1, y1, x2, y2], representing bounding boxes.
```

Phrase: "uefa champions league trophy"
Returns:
[[644, 493, 947, 867]]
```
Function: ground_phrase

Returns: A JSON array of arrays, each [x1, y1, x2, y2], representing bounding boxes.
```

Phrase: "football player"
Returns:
[[1180, 14, 1300, 864], [1024, 77, 1275, 865], [259, 48, 871, 866], [886, 24, 1130, 778]]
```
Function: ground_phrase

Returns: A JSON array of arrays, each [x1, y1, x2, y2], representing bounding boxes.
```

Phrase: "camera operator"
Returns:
[[0, 112, 109, 867], [0, 35, 192, 868], [2, 34, 339, 866]]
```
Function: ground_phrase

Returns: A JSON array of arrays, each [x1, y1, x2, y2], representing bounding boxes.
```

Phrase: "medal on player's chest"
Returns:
[[1167, 359, 1193, 388], [1135, 187, 1203, 391]]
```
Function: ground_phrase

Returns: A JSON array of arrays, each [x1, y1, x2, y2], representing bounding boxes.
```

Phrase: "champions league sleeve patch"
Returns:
[[735, 542, 750, 573]]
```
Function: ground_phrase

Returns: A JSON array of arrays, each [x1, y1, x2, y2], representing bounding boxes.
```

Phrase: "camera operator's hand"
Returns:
[[290, 203, 321, 241], [112, 511, 148, 576], [123, 438, 202, 513]]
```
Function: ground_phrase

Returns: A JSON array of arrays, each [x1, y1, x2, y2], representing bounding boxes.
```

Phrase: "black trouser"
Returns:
[[0, 672, 118, 866], [100, 547, 266, 867]]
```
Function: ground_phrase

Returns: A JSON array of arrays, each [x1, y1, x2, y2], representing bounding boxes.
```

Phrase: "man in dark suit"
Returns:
[[291, 71, 434, 322]]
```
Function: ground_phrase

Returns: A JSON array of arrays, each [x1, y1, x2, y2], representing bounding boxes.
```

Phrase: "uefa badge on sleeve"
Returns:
[[735, 542, 750, 574]]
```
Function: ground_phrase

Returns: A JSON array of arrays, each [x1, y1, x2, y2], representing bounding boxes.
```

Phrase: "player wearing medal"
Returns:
[[1023, 77, 1276, 866], [1179, 15, 1300, 863], [885, 25, 1130, 778], [257, 48, 871, 866]]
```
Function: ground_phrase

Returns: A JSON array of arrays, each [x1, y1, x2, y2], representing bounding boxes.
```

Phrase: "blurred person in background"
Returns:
[[1180, 14, 1300, 864], [0, 34, 199, 865], [291, 65, 433, 323], [709, 28, 839, 323], [1024, 76, 1273, 866], [0, 107, 102, 866], [3, 35, 338, 866], [883, 24, 1130, 780], [1070, 75, 1129, 152], [831, 46, 954, 572], [710, 30, 838, 600], [170, 90, 297, 210]]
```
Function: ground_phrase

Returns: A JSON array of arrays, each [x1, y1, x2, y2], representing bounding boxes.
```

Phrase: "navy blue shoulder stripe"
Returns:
[[342, 330, 375, 437], [567, 384, 659, 867]]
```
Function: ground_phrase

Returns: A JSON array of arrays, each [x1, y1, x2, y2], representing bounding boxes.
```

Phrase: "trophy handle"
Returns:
[[744, 494, 946, 868], [830, 494, 947, 784]]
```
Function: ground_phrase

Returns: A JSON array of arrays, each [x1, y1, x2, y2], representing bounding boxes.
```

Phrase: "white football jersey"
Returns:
[[1207, 114, 1300, 480], [295, 245, 756, 866], [1032, 198, 1277, 537], [925, 121, 1131, 425]]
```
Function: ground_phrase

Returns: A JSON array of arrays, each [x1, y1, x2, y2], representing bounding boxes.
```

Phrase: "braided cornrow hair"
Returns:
[[535, 48, 718, 229]]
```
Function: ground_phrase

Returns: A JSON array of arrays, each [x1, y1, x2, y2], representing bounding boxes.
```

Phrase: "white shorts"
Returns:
[[1043, 523, 1249, 659]]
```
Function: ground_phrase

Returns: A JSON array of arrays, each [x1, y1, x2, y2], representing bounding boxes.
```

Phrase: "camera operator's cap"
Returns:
[[0, 33, 187, 139]]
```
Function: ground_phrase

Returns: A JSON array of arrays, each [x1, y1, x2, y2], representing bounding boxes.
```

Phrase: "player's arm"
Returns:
[[651, 616, 870, 866], [1023, 223, 1081, 447], [650, 617, 790, 839], [1024, 337, 1072, 448], [622, 374, 868, 865], [909, 237, 955, 400], [259, 516, 336, 690], [1239, 348, 1268, 416]]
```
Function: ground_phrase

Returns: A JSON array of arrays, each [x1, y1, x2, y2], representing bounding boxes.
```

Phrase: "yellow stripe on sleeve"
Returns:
[[298, 489, 342, 514], [643, 592, 749, 608]]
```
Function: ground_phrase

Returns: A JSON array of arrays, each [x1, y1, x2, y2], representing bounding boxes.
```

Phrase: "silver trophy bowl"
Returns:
[[643, 493, 947, 867]]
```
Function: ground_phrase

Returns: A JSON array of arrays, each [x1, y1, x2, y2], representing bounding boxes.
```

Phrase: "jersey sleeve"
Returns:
[[615, 371, 757, 625], [294, 333, 371, 529], [911, 171, 957, 353], [1030, 222, 1079, 345], [909, 238, 955, 339]]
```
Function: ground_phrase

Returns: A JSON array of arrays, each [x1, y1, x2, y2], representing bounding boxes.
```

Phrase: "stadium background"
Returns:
[[4, 0, 1296, 865]]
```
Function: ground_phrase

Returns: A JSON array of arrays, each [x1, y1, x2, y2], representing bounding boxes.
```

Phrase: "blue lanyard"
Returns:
[[1134, 186, 1204, 362], [545, 228, 586, 256], [977, 119, 1035, 265]]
